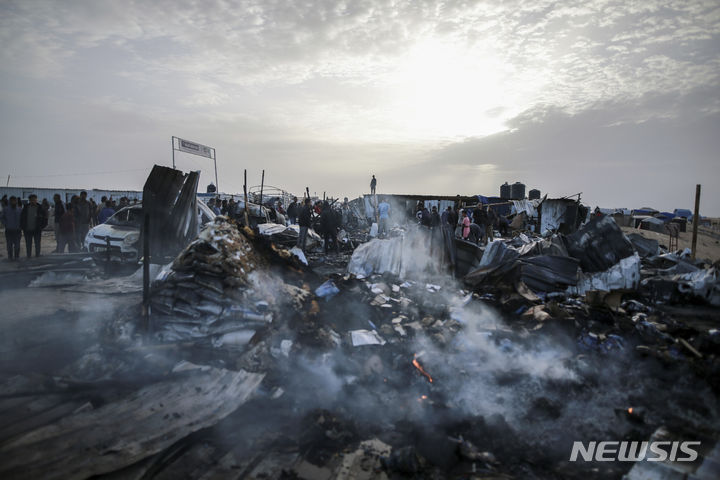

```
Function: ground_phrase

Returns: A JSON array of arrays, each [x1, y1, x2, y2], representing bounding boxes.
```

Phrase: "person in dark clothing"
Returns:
[[370, 175, 377, 195], [1, 196, 22, 260], [287, 197, 299, 225], [420, 206, 431, 227], [487, 207, 498, 243], [296, 198, 312, 252], [52, 194, 65, 253], [449, 207, 459, 232], [58, 203, 77, 253], [20, 194, 48, 257], [474, 205, 489, 245], [74, 191, 91, 248], [498, 214, 510, 237], [320, 202, 337, 253], [429, 206, 440, 228]]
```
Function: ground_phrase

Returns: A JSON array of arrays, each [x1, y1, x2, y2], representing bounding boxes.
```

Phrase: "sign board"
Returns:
[[176, 138, 213, 159]]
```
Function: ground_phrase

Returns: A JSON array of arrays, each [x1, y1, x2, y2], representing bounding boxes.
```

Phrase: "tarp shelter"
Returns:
[[639, 216, 666, 234]]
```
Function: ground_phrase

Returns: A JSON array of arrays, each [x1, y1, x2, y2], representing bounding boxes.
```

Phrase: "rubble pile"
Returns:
[[149, 217, 274, 342], [2, 208, 719, 479]]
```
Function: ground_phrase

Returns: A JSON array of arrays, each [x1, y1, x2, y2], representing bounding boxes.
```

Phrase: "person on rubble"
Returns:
[[429, 206, 440, 228], [461, 210, 471, 240], [474, 205, 489, 245], [498, 214, 510, 236], [297, 198, 312, 252], [320, 201, 337, 253], [287, 197, 299, 225], [370, 175, 377, 195], [486, 206, 497, 243], [1, 196, 22, 261], [20, 194, 48, 258]]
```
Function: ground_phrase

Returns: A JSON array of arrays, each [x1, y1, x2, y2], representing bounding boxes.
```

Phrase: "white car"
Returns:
[[85, 202, 216, 262]]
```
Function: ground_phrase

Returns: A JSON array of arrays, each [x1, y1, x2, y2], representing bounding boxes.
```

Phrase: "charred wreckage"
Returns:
[[0, 167, 719, 480]]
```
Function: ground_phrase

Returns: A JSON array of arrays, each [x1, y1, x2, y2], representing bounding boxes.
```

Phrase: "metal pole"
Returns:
[[243, 169, 249, 226], [171, 136, 176, 169], [259, 169, 265, 206], [213, 148, 218, 194], [142, 213, 151, 331], [6, 175, 9, 187], [691, 184, 701, 260]]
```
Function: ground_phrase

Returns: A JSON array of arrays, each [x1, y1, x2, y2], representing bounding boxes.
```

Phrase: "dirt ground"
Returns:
[[0, 229, 61, 259], [620, 225, 720, 263]]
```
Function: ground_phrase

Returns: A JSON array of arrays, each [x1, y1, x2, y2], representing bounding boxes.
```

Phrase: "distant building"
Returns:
[[528, 189, 541, 200]]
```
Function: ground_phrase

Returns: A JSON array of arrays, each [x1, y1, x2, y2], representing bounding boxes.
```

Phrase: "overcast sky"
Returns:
[[1, 0, 718, 213]]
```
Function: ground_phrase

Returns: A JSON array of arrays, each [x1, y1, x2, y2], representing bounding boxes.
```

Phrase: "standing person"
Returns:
[[52, 194, 65, 253], [487, 207, 497, 243], [98, 201, 116, 224], [57, 203, 77, 253], [461, 210, 471, 240], [287, 197, 299, 225], [377, 197, 390, 237], [296, 198, 312, 252], [20, 194, 47, 257], [474, 205, 488, 245], [370, 175, 377, 195], [88, 198, 97, 226], [1, 196, 22, 260], [320, 201, 336, 254], [429, 206, 440, 228], [74, 191, 91, 248]]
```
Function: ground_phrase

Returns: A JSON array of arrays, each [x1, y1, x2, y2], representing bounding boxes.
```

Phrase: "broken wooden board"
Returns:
[[0, 366, 264, 480]]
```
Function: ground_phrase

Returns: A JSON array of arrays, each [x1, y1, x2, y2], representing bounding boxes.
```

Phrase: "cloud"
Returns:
[[0, 0, 718, 212]]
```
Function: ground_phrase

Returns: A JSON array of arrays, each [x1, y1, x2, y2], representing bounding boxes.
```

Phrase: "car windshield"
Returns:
[[105, 207, 142, 228]]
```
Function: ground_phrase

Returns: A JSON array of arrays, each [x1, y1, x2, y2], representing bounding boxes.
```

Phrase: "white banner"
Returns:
[[176, 138, 213, 159]]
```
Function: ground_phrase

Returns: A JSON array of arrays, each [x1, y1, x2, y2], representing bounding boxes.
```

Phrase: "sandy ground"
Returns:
[[620, 225, 720, 263], [0, 229, 62, 259]]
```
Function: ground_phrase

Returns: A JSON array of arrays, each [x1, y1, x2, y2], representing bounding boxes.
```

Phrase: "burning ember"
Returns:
[[412, 354, 433, 383], [628, 407, 633, 414]]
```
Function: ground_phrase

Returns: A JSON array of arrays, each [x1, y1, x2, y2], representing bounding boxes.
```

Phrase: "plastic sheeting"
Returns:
[[567, 215, 635, 273], [674, 267, 720, 306], [626, 233, 659, 258], [571, 253, 641, 295]]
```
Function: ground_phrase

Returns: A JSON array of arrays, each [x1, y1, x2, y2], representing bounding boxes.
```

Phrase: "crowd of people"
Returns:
[[411, 199, 510, 245], [0, 192, 138, 260]]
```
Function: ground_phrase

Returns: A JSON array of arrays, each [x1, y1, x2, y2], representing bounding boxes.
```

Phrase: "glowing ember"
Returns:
[[628, 407, 633, 414], [412, 355, 433, 383]]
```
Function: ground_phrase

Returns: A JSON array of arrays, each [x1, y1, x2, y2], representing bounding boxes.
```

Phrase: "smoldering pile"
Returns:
[[149, 217, 274, 344]]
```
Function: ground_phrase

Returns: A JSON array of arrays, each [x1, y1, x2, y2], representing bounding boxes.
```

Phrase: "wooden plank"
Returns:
[[0, 367, 264, 480]]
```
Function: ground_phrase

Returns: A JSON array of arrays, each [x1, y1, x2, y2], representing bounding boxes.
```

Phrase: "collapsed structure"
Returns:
[[1, 177, 719, 479]]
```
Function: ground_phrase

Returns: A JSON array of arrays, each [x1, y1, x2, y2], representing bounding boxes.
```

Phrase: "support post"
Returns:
[[171, 136, 176, 169], [259, 169, 265, 206], [142, 213, 151, 332], [691, 184, 701, 260], [243, 169, 249, 226], [213, 148, 218, 194]]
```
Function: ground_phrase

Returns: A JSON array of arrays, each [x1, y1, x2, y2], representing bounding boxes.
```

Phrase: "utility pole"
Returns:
[[691, 184, 701, 260]]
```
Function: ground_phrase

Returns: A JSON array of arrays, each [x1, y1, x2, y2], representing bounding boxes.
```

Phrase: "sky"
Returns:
[[0, 0, 719, 214]]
